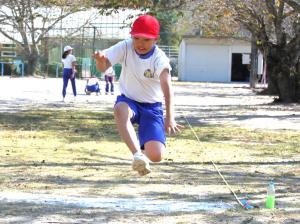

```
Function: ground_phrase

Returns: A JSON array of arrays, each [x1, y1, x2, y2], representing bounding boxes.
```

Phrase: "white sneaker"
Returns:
[[132, 152, 151, 176]]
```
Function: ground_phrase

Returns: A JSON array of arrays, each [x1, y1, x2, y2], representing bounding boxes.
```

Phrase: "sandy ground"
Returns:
[[0, 77, 299, 224]]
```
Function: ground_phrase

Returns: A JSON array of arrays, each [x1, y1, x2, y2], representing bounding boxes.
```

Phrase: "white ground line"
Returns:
[[0, 191, 234, 213]]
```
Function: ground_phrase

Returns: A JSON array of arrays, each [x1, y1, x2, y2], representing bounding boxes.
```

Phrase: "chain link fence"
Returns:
[[41, 28, 179, 79], [41, 25, 126, 79], [1, 25, 178, 79]]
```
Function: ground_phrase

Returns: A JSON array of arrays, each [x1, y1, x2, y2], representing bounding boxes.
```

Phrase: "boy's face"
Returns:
[[132, 36, 157, 55]]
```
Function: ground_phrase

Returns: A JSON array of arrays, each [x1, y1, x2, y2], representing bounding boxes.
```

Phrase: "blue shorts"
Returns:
[[115, 94, 165, 149], [86, 84, 100, 92]]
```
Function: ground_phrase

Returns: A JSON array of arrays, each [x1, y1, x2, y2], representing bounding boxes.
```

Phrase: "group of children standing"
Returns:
[[61, 48, 115, 100], [85, 67, 115, 96]]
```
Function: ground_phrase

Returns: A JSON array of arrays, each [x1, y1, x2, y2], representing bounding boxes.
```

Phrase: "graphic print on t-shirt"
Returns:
[[144, 69, 154, 78]]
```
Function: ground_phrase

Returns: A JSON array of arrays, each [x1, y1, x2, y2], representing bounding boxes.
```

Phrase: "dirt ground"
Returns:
[[1, 77, 299, 130], [0, 77, 299, 224]]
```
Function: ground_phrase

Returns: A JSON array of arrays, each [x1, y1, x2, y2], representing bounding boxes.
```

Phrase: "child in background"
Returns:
[[104, 66, 115, 95], [93, 15, 183, 176], [85, 75, 101, 95], [61, 45, 77, 102]]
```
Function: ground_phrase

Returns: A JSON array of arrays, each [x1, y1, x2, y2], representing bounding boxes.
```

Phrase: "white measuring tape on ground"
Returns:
[[183, 114, 245, 208]]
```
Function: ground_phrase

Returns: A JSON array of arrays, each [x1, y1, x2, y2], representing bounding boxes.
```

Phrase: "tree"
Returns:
[[97, 0, 187, 46], [0, 0, 95, 75], [96, 0, 186, 11], [233, 0, 300, 102], [182, 0, 300, 102], [0, 0, 188, 76]]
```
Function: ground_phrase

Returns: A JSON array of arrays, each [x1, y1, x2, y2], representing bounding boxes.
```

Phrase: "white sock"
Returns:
[[133, 150, 142, 156]]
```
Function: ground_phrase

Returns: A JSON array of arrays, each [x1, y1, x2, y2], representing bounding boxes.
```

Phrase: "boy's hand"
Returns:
[[92, 51, 110, 72], [164, 117, 184, 135], [92, 51, 106, 62]]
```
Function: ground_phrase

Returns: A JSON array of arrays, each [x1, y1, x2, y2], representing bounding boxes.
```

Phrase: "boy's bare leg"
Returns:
[[114, 102, 151, 175], [114, 102, 140, 154]]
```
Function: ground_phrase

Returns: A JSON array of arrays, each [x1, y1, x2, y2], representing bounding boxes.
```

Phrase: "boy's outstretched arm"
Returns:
[[160, 68, 184, 135], [93, 51, 111, 73]]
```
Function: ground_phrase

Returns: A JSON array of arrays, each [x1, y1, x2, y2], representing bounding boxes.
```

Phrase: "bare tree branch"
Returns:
[[282, 0, 300, 12]]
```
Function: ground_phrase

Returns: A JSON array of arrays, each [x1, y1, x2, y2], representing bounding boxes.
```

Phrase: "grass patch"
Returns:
[[171, 124, 300, 160], [0, 109, 299, 192]]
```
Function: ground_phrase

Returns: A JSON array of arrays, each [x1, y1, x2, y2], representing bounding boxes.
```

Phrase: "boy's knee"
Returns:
[[144, 142, 164, 162], [148, 154, 162, 162]]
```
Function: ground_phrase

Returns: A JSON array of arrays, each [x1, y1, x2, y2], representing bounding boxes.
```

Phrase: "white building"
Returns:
[[178, 36, 252, 82]]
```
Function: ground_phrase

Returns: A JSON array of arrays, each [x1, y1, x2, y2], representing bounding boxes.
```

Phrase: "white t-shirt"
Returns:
[[62, 54, 76, 69], [104, 66, 115, 77], [87, 77, 99, 86], [104, 38, 171, 103]]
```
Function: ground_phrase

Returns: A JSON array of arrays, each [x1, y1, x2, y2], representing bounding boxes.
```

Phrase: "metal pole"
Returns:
[[92, 26, 96, 53], [92, 26, 96, 78], [21, 63, 24, 77], [56, 63, 59, 78], [60, 16, 63, 62], [81, 27, 85, 59]]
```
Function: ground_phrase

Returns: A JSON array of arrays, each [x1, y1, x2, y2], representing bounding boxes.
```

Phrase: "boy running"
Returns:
[[94, 15, 183, 176]]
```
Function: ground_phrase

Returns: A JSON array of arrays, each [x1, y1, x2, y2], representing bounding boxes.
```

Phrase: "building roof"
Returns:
[[181, 36, 250, 45]]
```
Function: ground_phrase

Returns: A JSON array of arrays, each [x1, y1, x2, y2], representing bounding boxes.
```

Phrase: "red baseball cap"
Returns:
[[130, 15, 160, 39]]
